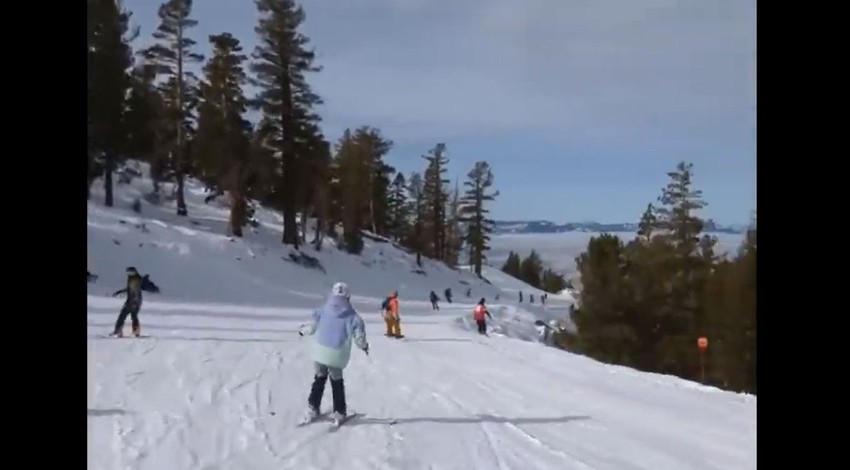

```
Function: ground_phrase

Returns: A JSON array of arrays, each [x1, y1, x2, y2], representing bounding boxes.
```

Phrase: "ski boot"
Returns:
[[132, 325, 141, 337]]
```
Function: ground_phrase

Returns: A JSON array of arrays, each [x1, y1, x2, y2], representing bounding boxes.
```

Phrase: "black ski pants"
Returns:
[[308, 362, 346, 415], [476, 319, 487, 334], [114, 302, 140, 333]]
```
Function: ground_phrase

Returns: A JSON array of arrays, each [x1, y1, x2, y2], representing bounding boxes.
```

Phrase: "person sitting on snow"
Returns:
[[298, 282, 370, 425]]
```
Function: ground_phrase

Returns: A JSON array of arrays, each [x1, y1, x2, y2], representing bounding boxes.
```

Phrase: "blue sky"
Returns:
[[123, 0, 755, 225]]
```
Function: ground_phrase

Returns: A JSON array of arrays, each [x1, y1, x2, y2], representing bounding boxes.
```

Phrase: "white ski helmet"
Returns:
[[331, 282, 350, 299]]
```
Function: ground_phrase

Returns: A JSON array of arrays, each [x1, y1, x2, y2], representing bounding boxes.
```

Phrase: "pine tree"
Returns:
[[124, 63, 164, 166], [520, 250, 544, 288], [335, 130, 369, 254], [652, 161, 712, 378], [655, 161, 708, 257], [387, 172, 409, 242], [88, 0, 137, 204], [250, 0, 322, 248], [541, 268, 568, 294], [297, 126, 331, 248], [421, 143, 450, 260], [571, 235, 639, 364], [346, 127, 393, 236], [500, 251, 521, 278], [443, 181, 463, 267], [140, 0, 204, 216], [194, 32, 252, 236], [458, 161, 498, 276], [636, 203, 657, 242], [294, 123, 330, 244], [405, 172, 426, 266]]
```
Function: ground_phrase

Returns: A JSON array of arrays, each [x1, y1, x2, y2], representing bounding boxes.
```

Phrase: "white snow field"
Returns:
[[87, 163, 756, 470]]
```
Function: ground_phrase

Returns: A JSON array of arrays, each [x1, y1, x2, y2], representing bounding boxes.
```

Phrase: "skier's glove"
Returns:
[[363, 343, 370, 355]]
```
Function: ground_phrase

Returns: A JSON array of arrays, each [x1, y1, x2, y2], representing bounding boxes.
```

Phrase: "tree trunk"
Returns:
[[104, 152, 114, 207], [229, 162, 245, 237], [175, 22, 187, 217], [230, 192, 245, 238], [279, 62, 299, 249], [300, 209, 308, 244], [313, 216, 324, 250]]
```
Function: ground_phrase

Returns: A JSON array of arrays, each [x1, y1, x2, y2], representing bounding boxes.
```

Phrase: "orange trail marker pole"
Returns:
[[697, 337, 708, 383]]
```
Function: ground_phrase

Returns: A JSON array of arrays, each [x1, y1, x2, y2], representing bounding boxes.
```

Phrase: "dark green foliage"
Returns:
[[334, 130, 367, 254], [250, 0, 322, 247], [387, 172, 409, 242], [459, 161, 498, 276], [499, 249, 566, 294], [405, 172, 427, 265], [500, 251, 522, 278], [140, 0, 205, 216], [570, 162, 756, 394], [87, 0, 137, 204], [87, 1, 513, 279], [194, 33, 252, 236], [421, 144, 451, 261], [541, 269, 568, 294]]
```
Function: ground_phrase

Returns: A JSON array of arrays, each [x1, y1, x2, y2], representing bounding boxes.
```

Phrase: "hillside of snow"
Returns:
[[87, 163, 756, 470]]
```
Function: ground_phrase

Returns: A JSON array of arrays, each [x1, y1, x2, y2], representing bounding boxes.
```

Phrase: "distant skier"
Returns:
[[519, 291, 523, 302], [473, 298, 492, 335], [429, 291, 439, 310], [298, 282, 370, 425], [444, 288, 452, 303], [382, 291, 403, 338], [110, 267, 144, 337]]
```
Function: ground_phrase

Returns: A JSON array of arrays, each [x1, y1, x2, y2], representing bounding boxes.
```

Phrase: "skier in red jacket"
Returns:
[[473, 298, 492, 335]]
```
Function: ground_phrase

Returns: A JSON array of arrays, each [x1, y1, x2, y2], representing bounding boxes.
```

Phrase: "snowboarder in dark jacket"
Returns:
[[111, 267, 144, 337], [429, 291, 439, 310]]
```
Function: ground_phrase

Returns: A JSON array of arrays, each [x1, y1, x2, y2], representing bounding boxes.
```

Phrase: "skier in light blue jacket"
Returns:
[[298, 282, 369, 424]]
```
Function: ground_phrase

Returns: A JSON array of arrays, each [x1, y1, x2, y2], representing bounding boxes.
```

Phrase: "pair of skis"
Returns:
[[297, 411, 360, 431]]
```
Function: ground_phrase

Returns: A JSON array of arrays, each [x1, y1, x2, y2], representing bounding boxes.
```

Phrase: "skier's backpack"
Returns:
[[381, 296, 390, 311]]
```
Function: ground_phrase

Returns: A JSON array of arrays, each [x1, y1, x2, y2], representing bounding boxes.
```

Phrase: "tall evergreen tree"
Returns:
[[140, 0, 204, 216], [500, 251, 522, 278], [406, 172, 426, 266], [652, 161, 712, 377], [335, 130, 369, 254], [124, 63, 164, 166], [421, 143, 450, 260], [519, 250, 544, 288], [348, 127, 393, 235], [459, 161, 498, 276], [250, 0, 322, 248], [387, 172, 409, 242], [194, 32, 252, 236], [443, 181, 463, 267], [88, 0, 136, 204]]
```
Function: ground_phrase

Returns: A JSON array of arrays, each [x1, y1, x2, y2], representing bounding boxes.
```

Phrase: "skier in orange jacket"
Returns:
[[473, 298, 492, 335], [383, 291, 403, 338]]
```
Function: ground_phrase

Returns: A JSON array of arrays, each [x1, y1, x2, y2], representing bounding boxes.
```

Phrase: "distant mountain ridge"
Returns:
[[493, 219, 746, 235]]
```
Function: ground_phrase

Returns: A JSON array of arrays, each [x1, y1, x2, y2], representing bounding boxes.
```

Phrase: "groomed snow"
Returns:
[[87, 163, 756, 470]]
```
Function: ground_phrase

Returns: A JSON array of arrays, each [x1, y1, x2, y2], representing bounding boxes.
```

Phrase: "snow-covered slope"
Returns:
[[87, 164, 756, 470]]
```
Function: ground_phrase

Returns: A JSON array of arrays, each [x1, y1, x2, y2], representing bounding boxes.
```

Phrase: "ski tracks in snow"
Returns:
[[88, 306, 755, 470]]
